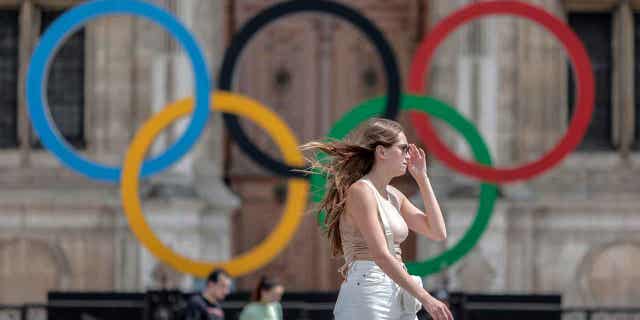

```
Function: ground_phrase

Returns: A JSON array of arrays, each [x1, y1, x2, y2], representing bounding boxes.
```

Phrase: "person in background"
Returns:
[[239, 275, 284, 320], [185, 269, 232, 320]]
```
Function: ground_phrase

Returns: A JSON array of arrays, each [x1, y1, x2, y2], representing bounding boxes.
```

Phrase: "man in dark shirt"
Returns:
[[185, 269, 232, 320]]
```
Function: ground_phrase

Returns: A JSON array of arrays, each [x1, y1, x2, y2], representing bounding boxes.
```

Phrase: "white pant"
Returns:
[[333, 260, 420, 320]]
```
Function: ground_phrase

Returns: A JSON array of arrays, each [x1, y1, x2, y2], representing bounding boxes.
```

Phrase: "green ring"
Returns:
[[310, 94, 498, 277]]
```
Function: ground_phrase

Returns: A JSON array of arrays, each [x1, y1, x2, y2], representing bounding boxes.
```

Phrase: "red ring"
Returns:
[[408, 0, 594, 183]]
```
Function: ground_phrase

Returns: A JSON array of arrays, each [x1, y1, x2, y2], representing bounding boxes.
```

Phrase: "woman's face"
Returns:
[[262, 285, 284, 303], [379, 132, 409, 177]]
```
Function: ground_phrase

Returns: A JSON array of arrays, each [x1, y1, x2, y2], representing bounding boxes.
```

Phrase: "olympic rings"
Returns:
[[218, 0, 402, 178], [408, 1, 595, 183], [311, 95, 498, 276], [26, 0, 211, 182], [121, 92, 309, 277], [24, 0, 595, 277]]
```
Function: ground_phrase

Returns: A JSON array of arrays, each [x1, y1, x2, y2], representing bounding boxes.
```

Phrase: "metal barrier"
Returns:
[[0, 305, 46, 320], [562, 308, 640, 320], [1, 301, 639, 320]]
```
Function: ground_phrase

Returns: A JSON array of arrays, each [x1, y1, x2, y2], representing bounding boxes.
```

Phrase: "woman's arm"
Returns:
[[347, 182, 446, 309], [390, 175, 446, 241], [397, 144, 447, 241]]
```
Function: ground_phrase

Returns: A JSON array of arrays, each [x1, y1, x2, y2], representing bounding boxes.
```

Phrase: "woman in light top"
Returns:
[[301, 118, 453, 320], [238, 275, 284, 320]]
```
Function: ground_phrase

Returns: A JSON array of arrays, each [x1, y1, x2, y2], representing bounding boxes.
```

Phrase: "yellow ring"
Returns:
[[121, 91, 309, 277]]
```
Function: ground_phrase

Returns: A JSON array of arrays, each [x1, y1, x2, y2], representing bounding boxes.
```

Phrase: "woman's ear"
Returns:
[[375, 144, 386, 159]]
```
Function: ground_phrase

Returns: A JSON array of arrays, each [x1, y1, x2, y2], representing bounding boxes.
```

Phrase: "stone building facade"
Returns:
[[0, 0, 638, 307]]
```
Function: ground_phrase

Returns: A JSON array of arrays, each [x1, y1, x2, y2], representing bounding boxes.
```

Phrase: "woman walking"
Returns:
[[302, 118, 453, 320], [239, 275, 284, 320]]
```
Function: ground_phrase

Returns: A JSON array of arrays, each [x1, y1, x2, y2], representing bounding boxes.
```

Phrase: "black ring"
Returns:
[[218, 0, 402, 178]]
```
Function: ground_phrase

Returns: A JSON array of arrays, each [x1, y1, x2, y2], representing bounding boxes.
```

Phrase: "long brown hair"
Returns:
[[300, 118, 404, 256]]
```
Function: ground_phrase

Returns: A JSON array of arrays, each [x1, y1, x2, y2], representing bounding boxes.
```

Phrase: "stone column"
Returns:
[[175, 40, 241, 266], [173, 0, 241, 265], [116, 0, 239, 290]]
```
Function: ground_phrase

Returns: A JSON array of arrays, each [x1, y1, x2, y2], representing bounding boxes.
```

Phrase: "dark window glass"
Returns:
[[0, 11, 19, 148], [568, 13, 613, 150], [34, 10, 85, 148]]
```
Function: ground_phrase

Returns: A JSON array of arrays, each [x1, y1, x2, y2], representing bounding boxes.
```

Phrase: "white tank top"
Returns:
[[338, 178, 410, 278], [359, 178, 409, 244]]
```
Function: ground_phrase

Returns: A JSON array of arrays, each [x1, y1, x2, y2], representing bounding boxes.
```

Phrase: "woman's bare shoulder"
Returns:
[[345, 181, 376, 212], [346, 180, 372, 199]]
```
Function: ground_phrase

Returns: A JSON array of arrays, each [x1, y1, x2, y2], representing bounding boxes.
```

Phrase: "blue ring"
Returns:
[[26, 0, 211, 182]]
